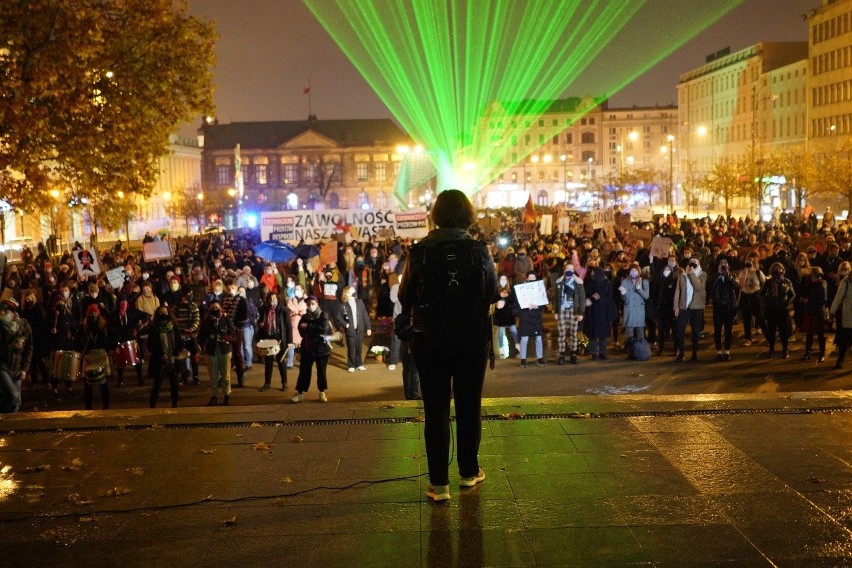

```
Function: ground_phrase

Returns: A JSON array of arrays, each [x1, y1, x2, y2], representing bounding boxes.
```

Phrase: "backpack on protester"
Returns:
[[407, 239, 491, 353], [625, 336, 651, 361]]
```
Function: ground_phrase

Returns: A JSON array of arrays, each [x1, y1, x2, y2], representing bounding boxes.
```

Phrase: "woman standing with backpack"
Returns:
[[399, 190, 497, 503]]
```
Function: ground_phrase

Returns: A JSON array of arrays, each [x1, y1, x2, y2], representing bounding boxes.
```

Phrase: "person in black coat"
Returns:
[[335, 285, 372, 372], [20, 291, 50, 389], [583, 260, 615, 360], [146, 306, 181, 408], [292, 296, 334, 403], [799, 266, 828, 362], [655, 258, 679, 356], [257, 294, 293, 391], [708, 259, 739, 361], [492, 275, 519, 359], [761, 262, 796, 359]]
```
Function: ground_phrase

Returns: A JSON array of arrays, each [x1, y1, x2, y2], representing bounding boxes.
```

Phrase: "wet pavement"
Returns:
[[3, 393, 852, 566]]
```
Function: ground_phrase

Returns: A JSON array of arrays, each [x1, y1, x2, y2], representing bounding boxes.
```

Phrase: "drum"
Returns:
[[255, 339, 280, 358], [114, 340, 140, 369], [174, 348, 191, 362], [52, 351, 82, 382], [83, 349, 111, 384]]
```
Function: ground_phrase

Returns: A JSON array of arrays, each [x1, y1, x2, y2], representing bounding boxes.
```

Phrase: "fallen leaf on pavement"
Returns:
[[221, 516, 238, 527], [252, 442, 273, 453], [127, 467, 145, 476], [250, 422, 262, 428], [199, 448, 215, 454], [102, 487, 131, 497], [499, 412, 525, 420], [280, 476, 293, 483], [379, 404, 395, 410], [291, 435, 303, 443], [78, 517, 96, 523]]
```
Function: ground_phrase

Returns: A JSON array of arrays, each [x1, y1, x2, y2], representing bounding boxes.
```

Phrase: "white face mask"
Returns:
[[62, 291, 71, 299], [663, 268, 672, 278], [266, 269, 274, 275], [499, 277, 508, 286], [287, 282, 295, 289], [629, 269, 639, 279], [295, 290, 304, 299], [247, 281, 255, 289], [2, 312, 13, 323], [308, 303, 318, 312], [142, 273, 149, 280]]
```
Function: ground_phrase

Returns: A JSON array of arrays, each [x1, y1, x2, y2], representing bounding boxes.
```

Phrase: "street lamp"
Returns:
[[587, 157, 594, 180]]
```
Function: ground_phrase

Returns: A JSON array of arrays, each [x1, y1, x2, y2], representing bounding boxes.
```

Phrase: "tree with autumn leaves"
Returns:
[[0, 0, 215, 235]]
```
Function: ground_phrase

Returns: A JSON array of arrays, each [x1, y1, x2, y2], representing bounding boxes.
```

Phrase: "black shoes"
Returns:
[[223, 395, 230, 406], [207, 396, 218, 406], [520, 359, 527, 368], [537, 358, 546, 367], [569, 352, 578, 364], [675, 352, 684, 362], [557, 354, 566, 365]]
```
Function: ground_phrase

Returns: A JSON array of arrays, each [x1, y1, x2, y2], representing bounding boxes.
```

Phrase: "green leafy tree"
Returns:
[[816, 137, 852, 215], [704, 158, 745, 216], [166, 182, 208, 234], [768, 145, 816, 210], [0, 0, 215, 212]]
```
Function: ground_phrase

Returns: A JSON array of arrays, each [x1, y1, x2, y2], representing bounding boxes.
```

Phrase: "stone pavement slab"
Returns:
[[2, 393, 852, 566]]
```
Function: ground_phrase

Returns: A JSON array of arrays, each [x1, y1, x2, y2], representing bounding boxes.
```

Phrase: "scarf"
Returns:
[[265, 306, 277, 333]]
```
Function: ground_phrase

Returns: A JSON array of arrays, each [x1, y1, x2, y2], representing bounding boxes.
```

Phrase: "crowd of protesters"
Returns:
[[1, 203, 851, 413]]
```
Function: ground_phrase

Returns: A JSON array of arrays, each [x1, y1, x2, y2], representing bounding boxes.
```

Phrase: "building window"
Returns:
[[375, 162, 387, 182], [376, 190, 388, 209], [510, 172, 518, 182], [536, 189, 549, 206], [565, 133, 573, 144], [538, 170, 546, 181], [581, 151, 595, 162], [304, 162, 319, 184], [254, 158, 268, 185], [358, 189, 370, 209], [581, 132, 595, 144], [393, 161, 402, 177], [356, 162, 369, 182], [217, 165, 230, 185], [283, 164, 298, 185]]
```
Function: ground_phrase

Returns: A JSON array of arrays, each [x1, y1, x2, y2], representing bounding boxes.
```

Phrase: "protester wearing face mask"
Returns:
[[257, 293, 293, 391], [515, 272, 547, 367], [205, 279, 226, 312], [583, 260, 615, 360], [673, 258, 707, 362], [47, 290, 77, 399], [174, 290, 201, 385], [291, 296, 334, 403], [334, 285, 372, 372], [221, 280, 249, 387], [0, 299, 33, 413], [20, 292, 50, 390], [77, 304, 112, 410], [493, 274, 520, 360], [618, 261, 649, 352], [147, 306, 181, 408], [111, 296, 144, 387], [708, 259, 739, 361], [760, 262, 796, 359], [513, 248, 533, 285], [286, 285, 308, 368], [738, 253, 766, 347], [799, 266, 827, 363], [553, 261, 585, 365], [283, 277, 297, 300], [198, 300, 237, 406]]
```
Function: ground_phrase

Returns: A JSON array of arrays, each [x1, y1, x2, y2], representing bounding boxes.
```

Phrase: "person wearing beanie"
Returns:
[[0, 298, 32, 413], [619, 261, 650, 349]]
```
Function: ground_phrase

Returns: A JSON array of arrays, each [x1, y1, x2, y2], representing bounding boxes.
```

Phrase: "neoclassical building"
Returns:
[[198, 118, 411, 217]]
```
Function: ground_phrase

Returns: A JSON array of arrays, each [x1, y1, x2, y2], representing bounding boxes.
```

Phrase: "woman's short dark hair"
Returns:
[[430, 189, 475, 229]]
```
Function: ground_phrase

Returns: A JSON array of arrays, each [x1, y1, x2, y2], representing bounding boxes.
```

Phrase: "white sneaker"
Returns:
[[290, 392, 303, 403], [348, 367, 355, 373], [459, 468, 486, 487], [387, 364, 397, 371], [426, 485, 451, 502], [357, 366, 367, 371], [319, 391, 328, 402]]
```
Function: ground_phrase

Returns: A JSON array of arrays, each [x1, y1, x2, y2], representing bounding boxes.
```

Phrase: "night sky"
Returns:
[[183, 0, 818, 129]]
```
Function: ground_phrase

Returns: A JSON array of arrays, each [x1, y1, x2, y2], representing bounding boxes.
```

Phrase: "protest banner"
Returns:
[[260, 208, 429, 243], [319, 241, 337, 267], [142, 241, 173, 262], [626, 228, 654, 246], [649, 236, 673, 259], [513, 279, 548, 308], [557, 217, 571, 235], [616, 213, 632, 229]]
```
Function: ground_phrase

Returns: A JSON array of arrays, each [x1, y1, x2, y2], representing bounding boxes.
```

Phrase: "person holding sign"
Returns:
[[516, 272, 547, 367]]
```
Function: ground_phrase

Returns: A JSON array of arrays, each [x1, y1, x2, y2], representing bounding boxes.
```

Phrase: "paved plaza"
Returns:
[[3, 393, 852, 566]]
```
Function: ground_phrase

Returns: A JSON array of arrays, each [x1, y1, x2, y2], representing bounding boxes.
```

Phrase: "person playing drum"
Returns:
[[47, 289, 77, 400], [111, 295, 144, 387], [77, 304, 112, 410], [257, 293, 293, 392]]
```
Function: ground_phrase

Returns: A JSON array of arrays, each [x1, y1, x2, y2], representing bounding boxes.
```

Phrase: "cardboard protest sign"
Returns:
[[589, 209, 615, 230], [106, 267, 126, 290], [626, 228, 654, 246], [513, 280, 548, 307], [319, 241, 337, 267], [539, 214, 553, 236], [557, 217, 571, 235], [649, 236, 673, 259]]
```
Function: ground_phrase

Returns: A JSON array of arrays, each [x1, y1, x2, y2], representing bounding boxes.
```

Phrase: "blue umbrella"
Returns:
[[296, 244, 321, 258], [253, 240, 298, 263]]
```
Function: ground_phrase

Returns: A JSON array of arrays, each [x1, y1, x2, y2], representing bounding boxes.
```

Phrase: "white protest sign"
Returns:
[[106, 267, 126, 290], [142, 241, 173, 262], [513, 280, 548, 308], [557, 217, 571, 235], [539, 214, 553, 236]]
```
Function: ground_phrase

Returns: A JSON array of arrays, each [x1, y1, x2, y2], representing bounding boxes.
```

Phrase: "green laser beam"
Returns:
[[303, 0, 743, 203]]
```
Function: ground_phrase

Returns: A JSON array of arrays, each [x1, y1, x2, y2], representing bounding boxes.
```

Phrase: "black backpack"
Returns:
[[409, 239, 491, 353]]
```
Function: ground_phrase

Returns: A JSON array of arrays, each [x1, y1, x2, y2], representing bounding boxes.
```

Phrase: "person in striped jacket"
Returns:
[[174, 291, 200, 385]]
